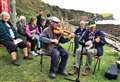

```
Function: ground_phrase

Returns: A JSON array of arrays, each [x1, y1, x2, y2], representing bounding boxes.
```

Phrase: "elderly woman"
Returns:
[[16, 15, 27, 40], [0, 12, 32, 66], [16, 16, 31, 52]]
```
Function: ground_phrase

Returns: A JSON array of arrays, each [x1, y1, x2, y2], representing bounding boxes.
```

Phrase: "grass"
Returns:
[[0, 42, 120, 82]]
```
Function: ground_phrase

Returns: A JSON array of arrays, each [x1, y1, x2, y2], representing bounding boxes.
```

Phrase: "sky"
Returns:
[[42, 0, 120, 20]]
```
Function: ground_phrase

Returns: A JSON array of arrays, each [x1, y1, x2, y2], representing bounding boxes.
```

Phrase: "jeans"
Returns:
[[49, 46, 68, 73]]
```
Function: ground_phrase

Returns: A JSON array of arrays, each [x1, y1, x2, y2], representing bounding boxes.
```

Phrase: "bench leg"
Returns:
[[40, 54, 43, 72]]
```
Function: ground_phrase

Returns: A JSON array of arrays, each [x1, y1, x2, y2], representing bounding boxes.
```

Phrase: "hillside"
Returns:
[[16, 0, 104, 24]]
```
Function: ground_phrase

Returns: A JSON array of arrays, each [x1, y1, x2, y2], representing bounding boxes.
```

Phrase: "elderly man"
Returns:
[[73, 20, 88, 54], [40, 16, 70, 78], [71, 20, 106, 75], [70, 20, 89, 74], [82, 21, 106, 75], [0, 12, 32, 66]]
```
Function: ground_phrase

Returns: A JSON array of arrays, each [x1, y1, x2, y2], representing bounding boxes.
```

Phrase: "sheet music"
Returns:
[[14, 39, 23, 45]]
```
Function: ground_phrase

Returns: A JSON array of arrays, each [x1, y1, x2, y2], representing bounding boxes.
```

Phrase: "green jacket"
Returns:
[[16, 21, 26, 40], [0, 20, 18, 42]]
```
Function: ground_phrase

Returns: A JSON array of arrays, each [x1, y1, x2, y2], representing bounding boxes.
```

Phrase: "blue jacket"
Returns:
[[73, 26, 89, 53], [88, 29, 106, 56], [74, 27, 89, 47]]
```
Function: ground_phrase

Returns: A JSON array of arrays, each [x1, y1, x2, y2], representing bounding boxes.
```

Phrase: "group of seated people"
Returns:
[[0, 9, 46, 66], [0, 11, 106, 79]]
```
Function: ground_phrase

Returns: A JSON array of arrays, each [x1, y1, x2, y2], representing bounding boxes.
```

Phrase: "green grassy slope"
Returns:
[[0, 43, 120, 82]]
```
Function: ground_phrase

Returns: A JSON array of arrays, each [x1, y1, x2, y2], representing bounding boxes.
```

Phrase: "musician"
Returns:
[[40, 16, 71, 78], [70, 20, 89, 74], [74, 20, 88, 54], [0, 12, 32, 66], [72, 21, 106, 75]]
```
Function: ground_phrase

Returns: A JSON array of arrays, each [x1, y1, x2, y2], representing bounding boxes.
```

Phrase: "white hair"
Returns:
[[19, 15, 26, 20], [1, 12, 10, 18]]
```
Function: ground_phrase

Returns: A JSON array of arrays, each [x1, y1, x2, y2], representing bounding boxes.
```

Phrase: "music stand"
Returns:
[[65, 29, 88, 82]]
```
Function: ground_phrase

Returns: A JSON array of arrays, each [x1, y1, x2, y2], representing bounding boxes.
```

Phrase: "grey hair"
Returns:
[[0, 12, 10, 18], [80, 20, 86, 24]]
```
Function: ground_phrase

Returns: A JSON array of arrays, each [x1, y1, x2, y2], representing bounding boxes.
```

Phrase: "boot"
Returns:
[[11, 60, 20, 66]]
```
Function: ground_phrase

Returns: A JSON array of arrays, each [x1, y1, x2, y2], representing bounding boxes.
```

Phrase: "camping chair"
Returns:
[[79, 51, 102, 74], [39, 48, 61, 72]]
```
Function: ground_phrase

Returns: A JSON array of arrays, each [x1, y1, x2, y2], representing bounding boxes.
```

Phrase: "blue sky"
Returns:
[[42, 0, 120, 20]]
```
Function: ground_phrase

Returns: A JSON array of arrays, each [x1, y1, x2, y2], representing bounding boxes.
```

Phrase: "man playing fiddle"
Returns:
[[40, 16, 74, 78]]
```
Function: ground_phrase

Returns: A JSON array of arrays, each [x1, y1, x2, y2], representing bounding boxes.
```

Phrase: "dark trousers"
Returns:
[[49, 46, 68, 73], [0, 40, 27, 54], [27, 36, 37, 51]]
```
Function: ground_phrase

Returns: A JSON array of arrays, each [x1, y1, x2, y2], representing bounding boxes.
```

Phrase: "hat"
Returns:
[[48, 16, 60, 23], [88, 20, 96, 27]]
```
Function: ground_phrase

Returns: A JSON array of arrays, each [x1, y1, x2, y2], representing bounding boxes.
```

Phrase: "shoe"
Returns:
[[38, 49, 48, 55], [36, 50, 41, 55], [23, 56, 33, 60], [30, 51, 38, 56], [11, 60, 20, 66], [82, 67, 91, 76], [57, 70, 68, 76], [68, 67, 79, 75], [49, 73, 56, 78]]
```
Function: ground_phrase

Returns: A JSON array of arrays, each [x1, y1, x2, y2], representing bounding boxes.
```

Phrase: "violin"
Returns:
[[53, 27, 75, 37]]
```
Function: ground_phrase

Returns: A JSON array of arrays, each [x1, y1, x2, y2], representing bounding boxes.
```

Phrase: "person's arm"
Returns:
[[95, 31, 106, 46], [25, 25, 32, 37], [36, 26, 40, 34], [59, 36, 70, 43], [40, 29, 53, 44]]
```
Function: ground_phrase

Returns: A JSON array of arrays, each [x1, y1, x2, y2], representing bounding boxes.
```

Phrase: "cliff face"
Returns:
[[97, 24, 120, 37], [16, 0, 104, 24]]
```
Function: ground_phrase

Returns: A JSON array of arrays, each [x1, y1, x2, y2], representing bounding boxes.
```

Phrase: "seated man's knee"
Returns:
[[87, 49, 97, 55], [75, 48, 82, 55], [18, 41, 27, 49], [51, 49, 60, 58]]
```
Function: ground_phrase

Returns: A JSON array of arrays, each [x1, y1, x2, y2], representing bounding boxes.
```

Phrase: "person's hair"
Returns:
[[19, 15, 26, 21], [80, 20, 85, 24], [30, 17, 36, 24], [1, 12, 10, 18]]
